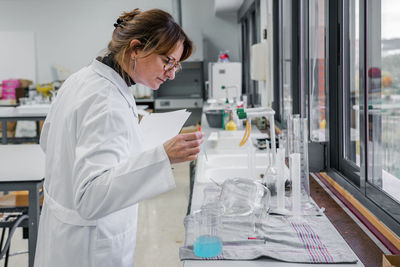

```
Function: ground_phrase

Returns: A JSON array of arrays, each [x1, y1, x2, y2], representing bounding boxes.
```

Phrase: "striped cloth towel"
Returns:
[[180, 214, 358, 263]]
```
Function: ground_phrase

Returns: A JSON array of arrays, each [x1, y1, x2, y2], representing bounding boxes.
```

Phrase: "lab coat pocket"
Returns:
[[111, 226, 137, 266], [94, 237, 112, 267], [95, 226, 137, 267]]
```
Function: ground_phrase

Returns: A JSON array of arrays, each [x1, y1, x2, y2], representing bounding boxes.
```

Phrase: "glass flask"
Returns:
[[264, 151, 279, 196]]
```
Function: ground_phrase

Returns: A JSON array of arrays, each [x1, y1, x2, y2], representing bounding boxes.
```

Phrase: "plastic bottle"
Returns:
[[218, 50, 230, 63], [225, 112, 237, 131]]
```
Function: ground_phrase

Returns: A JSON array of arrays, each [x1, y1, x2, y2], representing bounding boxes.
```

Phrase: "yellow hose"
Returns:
[[239, 119, 251, 146], [239, 119, 248, 146]]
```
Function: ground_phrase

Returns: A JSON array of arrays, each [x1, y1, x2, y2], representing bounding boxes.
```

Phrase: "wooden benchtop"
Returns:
[[310, 175, 383, 267]]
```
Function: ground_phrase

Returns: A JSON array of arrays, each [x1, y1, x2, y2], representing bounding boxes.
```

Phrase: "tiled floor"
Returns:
[[134, 162, 190, 267], [1, 162, 190, 267]]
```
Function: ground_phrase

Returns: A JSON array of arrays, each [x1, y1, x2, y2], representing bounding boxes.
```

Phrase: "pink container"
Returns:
[[1, 79, 20, 100], [2, 79, 20, 89]]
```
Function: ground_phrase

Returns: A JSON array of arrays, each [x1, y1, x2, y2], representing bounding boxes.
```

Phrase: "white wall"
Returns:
[[0, 0, 241, 84], [0, 32, 36, 82], [0, 0, 173, 83], [181, 0, 241, 80]]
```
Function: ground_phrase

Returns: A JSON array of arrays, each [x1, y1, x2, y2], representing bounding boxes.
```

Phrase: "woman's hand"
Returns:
[[163, 132, 205, 164]]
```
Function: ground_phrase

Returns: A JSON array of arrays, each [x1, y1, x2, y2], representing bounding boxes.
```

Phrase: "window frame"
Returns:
[[363, 0, 400, 227], [273, 0, 301, 125], [328, 0, 400, 235], [272, 0, 281, 122], [239, 0, 261, 106], [337, 0, 362, 186]]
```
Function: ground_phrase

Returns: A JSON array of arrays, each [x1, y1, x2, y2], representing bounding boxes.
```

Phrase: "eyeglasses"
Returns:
[[163, 56, 182, 73]]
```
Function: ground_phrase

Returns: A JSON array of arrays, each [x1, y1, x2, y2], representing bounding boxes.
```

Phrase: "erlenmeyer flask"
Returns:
[[264, 149, 279, 196]]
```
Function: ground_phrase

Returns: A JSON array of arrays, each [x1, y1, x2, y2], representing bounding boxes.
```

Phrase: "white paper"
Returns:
[[139, 109, 191, 150]]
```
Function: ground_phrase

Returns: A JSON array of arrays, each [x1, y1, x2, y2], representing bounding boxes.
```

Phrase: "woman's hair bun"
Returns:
[[119, 8, 141, 22], [108, 8, 193, 66]]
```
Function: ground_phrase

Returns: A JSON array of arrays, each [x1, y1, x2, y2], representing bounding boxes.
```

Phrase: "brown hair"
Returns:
[[107, 8, 193, 70]]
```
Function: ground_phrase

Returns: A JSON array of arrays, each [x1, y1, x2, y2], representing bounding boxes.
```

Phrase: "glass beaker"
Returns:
[[220, 178, 270, 216], [193, 208, 223, 258], [201, 186, 221, 207]]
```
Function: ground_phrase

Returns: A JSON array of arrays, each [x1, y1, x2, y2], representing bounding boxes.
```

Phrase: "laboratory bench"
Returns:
[[135, 97, 154, 110], [0, 145, 45, 267], [0, 104, 150, 144], [0, 107, 47, 144], [182, 112, 385, 266]]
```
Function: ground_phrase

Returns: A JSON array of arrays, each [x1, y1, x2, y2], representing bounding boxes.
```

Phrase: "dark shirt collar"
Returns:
[[97, 54, 135, 87]]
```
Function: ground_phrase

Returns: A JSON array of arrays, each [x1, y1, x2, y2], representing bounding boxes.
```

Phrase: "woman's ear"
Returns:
[[129, 39, 142, 59]]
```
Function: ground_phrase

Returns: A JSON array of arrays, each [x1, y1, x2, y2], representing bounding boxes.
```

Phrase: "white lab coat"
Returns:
[[34, 60, 175, 267]]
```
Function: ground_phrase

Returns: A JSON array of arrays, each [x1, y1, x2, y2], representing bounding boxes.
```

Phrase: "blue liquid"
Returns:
[[194, 235, 222, 258]]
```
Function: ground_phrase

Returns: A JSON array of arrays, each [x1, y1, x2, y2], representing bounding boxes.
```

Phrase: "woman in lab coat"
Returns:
[[34, 8, 203, 267]]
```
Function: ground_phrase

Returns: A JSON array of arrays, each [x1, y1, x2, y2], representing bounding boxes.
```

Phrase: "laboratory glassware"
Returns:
[[201, 186, 222, 209], [279, 130, 287, 156], [263, 113, 280, 196], [276, 148, 287, 213], [290, 153, 301, 216], [264, 150, 279, 196], [220, 177, 270, 216], [193, 207, 223, 258], [287, 114, 299, 156], [288, 115, 310, 198], [202, 141, 209, 162], [236, 108, 278, 192]]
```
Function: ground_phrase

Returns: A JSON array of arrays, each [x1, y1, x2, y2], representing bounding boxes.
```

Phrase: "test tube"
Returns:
[[290, 153, 301, 216], [287, 114, 300, 154], [300, 118, 310, 197], [292, 116, 301, 153], [276, 148, 286, 211], [279, 131, 287, 157], [287, 115, 292, 155], [289, 115, 310, 198]]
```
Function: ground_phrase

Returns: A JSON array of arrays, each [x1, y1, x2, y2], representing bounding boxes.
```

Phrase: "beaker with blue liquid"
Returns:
[[193, 207, 223, 258]]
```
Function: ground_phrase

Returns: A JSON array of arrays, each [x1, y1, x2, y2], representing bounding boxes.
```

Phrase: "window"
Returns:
[[240, 3, 261, 106], [279, 0, 293, 123], [366, 0, 400, 204], [309, 0, 329, 142], [334, 0, 400, 229], [334, 0, 362, 186], [344, 0, 361, 167], [273, 0, 400, 233]]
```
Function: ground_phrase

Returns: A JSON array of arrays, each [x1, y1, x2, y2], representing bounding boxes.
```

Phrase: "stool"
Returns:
[[0, 212, 28, 267]]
